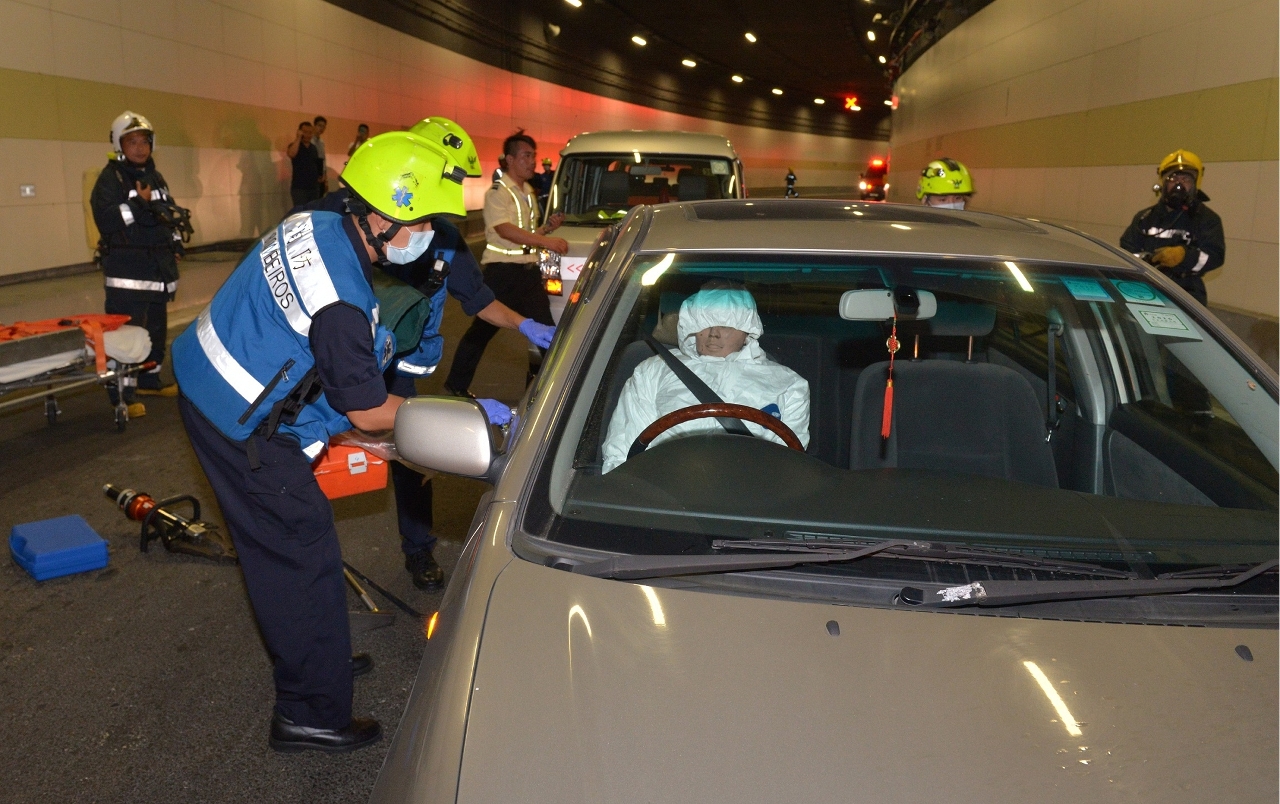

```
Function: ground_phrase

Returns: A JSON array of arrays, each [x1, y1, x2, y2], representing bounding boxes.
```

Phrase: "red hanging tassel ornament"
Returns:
[[881, 316, 900, 440]]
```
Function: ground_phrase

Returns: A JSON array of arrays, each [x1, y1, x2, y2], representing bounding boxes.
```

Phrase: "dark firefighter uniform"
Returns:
[[1121, 193, 1225, 306], [90, 157, 184, 391]]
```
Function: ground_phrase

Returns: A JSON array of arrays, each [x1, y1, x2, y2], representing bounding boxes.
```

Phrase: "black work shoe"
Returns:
[[268, 713, 382, 754], [442, 383, 475, 400], [352, 653, 373, 677], [405, 550, 445, 591]]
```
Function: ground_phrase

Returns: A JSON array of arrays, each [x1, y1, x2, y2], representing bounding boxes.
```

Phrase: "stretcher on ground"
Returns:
[[0, 315, 155, 431]]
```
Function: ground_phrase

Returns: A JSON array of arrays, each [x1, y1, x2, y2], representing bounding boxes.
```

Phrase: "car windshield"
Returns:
[[549, 154, 738, 225], [526, 252, 1278, 584]]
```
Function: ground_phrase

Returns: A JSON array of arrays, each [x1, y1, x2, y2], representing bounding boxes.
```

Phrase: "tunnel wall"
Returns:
[[0, 0, 881, 279], [888, 0, 1278, 319]]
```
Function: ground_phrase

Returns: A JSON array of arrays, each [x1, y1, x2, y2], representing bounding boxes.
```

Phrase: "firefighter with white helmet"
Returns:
[[1121, 149, 1224, 305], [90, 111, 191, 414]]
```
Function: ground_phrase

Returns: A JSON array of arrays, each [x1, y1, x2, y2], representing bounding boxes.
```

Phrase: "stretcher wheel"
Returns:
[[45, 395, 59, 426], [115, 406, 127, 432]]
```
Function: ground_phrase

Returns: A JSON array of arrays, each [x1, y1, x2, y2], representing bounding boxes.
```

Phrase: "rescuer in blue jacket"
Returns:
[[172, 132, 475, 754], [293, 117, 554, 591]]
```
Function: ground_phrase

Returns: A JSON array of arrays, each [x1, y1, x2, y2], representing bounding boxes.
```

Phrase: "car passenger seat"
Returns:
[[848, 302, 1058, 488], [599, 171, 630, 207], [676, 170, 709, 200]]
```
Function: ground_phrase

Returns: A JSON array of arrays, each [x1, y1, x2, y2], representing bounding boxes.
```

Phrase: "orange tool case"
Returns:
[[312, 445, 388, 499]]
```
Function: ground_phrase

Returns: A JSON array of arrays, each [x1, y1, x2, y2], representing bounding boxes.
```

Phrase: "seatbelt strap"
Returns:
[[641, 334, 752, 436], [1046, 322, 1063, 441]]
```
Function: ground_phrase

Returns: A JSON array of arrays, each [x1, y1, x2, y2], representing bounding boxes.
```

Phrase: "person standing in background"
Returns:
[[347, 123, 369, 159], [916, 158, 973, 209], [443, 130, 568, 398], [90, 110, 185, 414], [1121, 150, 1224, 307], [287, 121, 319, 208], [313, 116, 328, 196]]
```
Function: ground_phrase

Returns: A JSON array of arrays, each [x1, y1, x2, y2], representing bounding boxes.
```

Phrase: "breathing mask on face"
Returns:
[[930, 200, 966, 210], [384, 228, 435, 265], [1160, 172, 1195, 208]]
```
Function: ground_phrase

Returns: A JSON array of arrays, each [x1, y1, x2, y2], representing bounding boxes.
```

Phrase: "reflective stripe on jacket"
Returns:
[[172, 211, 394, 454]]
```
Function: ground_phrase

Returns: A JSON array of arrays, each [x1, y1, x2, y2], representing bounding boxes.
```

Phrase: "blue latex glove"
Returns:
[[518, 318, 556, 349], [476, 398, 512, 426]]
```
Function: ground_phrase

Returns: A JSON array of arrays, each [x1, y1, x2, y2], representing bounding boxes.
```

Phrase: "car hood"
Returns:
[[457, 557, 1277, 803]]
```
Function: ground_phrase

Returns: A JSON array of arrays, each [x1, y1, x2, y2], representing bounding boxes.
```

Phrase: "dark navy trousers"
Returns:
[[385, 372, 436, 557], [179, 396, 353, 730]]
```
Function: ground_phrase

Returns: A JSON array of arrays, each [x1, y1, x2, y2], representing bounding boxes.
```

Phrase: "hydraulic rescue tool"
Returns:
[[103, 484, 237, 562]]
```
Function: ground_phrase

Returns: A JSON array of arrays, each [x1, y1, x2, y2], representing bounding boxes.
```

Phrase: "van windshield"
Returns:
[[549, 154, 738, 225]]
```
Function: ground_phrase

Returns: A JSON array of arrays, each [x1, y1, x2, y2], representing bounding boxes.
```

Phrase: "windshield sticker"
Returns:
[[1061, 277, 1113, 302], [1127, 304, 1202, 340], [710, 161, 729, 175], [1111, 279, 1165, 306], [560, 256, 586, 280]]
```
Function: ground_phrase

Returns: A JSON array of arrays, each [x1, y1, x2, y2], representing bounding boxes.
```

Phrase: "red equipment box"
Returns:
[[312, 446, 388, 500]]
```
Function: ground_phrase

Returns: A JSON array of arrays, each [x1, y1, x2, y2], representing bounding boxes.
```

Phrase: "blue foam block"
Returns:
[[10, 515, 108, 581]]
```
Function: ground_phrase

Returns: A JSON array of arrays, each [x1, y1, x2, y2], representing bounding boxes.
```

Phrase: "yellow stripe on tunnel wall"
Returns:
[[890, 78, 1278, 174]]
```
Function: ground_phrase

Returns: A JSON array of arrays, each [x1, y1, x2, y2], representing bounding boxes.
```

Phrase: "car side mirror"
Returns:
[[394, 397, 494, 478]]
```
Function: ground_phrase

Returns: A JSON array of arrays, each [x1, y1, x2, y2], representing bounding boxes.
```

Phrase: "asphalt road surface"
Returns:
[[0, 292, 531, 803]]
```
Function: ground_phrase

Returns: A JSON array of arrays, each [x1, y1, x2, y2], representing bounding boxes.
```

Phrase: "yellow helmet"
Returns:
[[341, 131, 465, 223], [1158, 150, 1203, 181], [409, 117, 483, 178], [917, 158, 974, 199]]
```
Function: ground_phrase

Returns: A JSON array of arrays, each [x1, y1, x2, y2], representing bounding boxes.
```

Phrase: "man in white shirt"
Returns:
[[443, 130, 568, 396]]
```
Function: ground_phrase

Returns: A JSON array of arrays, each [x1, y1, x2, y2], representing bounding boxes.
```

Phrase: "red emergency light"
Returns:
[[844, 96, 860, 111], [870, 158, 884, 167]]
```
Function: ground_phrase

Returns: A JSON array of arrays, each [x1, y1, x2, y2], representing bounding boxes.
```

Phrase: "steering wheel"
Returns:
[[627, 402, 805, 459]]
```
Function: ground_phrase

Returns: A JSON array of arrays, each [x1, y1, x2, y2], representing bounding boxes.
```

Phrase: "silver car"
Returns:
[[540, 131, 744, 322], [376, 200, 1278, 804]]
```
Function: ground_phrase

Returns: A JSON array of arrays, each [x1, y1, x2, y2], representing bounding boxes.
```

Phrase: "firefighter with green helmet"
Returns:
[[1121, 149, 1224, 306], [917, 157, 974, 209], [292, 118, 551, 592], [172, 131, 476, 754]]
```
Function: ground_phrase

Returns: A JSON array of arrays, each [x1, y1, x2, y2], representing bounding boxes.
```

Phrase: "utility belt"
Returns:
[[245, 365, 324, 470]]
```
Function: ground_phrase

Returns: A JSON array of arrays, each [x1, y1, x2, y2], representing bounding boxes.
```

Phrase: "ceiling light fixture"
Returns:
[[878, 55, 887, 64], [814, 97, 825, 104], [771, 88, 783, 95], [867, 30, 876, 41], [681, 58, 697, 67], [884, 99, 893, 105], [564, 0, 582, 6], [744, 32, 757, 43], [631, 35, 647, 46], [731, 74, 744, 83]]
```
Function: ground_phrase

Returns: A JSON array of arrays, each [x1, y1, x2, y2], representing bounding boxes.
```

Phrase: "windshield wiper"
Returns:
[[714, 538, 1136, 579], [903, 559, 1279, 608], [570, 539, 928, 580]]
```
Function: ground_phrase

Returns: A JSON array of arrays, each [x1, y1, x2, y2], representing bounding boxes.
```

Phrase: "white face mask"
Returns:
[[384, 228, 434, 265], [929, 200, 966, 210]]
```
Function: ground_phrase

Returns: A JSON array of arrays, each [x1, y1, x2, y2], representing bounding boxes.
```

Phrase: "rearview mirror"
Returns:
[[839, 288, 937, 321], [393, 397, 494, 478]]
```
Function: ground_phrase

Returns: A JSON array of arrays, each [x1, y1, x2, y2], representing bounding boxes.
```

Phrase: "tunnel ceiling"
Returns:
[[327, 0, 899, 139]]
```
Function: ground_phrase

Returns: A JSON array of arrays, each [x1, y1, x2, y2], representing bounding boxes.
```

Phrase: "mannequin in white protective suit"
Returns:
[[602, 284, 810, 473]]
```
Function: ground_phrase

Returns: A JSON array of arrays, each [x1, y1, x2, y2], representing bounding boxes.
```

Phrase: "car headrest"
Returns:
[[929, 301, 997, 337], [678, 174, 708, 200], [599, 171, 630, 206]]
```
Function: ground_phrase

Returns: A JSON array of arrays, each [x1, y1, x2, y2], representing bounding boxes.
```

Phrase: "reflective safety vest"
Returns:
[[172, 211, 395, 458], [485, 176, 537, 257]]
